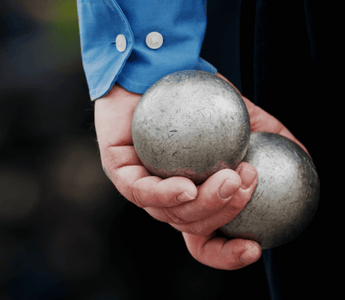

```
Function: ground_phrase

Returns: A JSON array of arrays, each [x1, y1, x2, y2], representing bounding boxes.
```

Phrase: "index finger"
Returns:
[[102, 145, 198, 208], [94, 84, 199, 209]]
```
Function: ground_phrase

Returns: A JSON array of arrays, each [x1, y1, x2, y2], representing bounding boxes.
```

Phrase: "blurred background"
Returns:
[[0, 0, 337, 299]]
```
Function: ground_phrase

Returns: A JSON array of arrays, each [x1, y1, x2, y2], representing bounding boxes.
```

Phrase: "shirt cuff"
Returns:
[[117, 57, 217, 95], [77, 0, 217, 100]]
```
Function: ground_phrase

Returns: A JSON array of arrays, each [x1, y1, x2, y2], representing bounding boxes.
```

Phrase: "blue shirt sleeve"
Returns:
[[77, 0, 217, 100]]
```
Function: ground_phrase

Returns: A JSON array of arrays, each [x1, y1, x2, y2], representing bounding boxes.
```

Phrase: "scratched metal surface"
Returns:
[[132, 70, 250, 184], [221, 131, 320, 249]]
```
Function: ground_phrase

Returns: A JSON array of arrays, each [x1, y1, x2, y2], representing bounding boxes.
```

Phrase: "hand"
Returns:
[[181, 73, 310, 270], [94, 72, 308, 271], [95, 80, 261, 270]]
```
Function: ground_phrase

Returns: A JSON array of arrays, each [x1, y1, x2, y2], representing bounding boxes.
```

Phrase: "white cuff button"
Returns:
[[146, 32, 163, 49], [116, 34, 127, 52]]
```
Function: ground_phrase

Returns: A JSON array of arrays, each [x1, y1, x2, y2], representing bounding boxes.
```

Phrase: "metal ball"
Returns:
[[132, 70, 250, 184], [220, 131, 320, 249]]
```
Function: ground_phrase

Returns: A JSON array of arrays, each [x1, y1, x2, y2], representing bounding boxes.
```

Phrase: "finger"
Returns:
[[113, 165, 198, 208], [101, 145, 198, 208], [170, 162, 258, 235], [144, 168, 241, 224], [101, 146, 143, 177], [182, 232, 261, 270], [133, 175, 198, 208]]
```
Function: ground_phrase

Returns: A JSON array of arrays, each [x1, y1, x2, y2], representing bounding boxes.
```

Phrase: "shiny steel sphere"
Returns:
[[220, 131, 320, 249], [132, 70, 250, 184]]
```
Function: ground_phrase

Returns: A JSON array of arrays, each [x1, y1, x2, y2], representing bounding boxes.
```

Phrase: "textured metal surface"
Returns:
[[220, 132, 320, 249], [132, 70, 250, 184]]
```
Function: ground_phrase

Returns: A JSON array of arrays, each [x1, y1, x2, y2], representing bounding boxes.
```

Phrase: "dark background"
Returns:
[[0, 0, 339, 299]]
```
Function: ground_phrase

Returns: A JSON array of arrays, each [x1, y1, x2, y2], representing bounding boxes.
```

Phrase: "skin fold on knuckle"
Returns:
[[221, 194, 245, 217], [153, 181, 174, 207], [131, 189, 143, 208], [162, 207, 187, 225], [191, 223, 214, 236], [100, 150, 122, 183], [101, 161, 124, 195], [177, 219, 214, 236], [131, 181, 147, 208], [131, 176, 160, 208], [107, 146, 132, 170]]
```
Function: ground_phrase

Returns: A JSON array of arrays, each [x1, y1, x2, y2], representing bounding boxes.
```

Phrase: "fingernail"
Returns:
[[239, 246, 260, 264], [219, 179, 237, 200], [238, 167, 257, 190], [176, 191, 195, 203]]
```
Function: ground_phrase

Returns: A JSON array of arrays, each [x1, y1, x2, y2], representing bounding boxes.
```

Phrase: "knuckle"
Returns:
[[131, 186, 145, 208], [230, 190, 250, 210], [221, 198, 243, 217], [190, 224, 213, 236], [100, 147, 130, 179], [163, 208, 186, 225], [229, 198, 245, 212], [189, 221, 214, 236]]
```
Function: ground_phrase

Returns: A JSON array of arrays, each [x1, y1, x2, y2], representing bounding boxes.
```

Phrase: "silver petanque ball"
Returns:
[[132, 70, 250, 185], [220, 131, 320, 249]]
